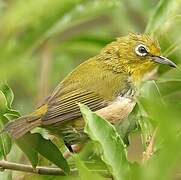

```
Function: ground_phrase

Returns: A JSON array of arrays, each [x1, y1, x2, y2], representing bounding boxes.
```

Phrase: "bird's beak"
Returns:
[[151, 56, 177, 68]]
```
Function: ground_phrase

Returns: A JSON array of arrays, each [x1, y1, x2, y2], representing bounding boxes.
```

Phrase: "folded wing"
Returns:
[[41, 84, 108, 125]]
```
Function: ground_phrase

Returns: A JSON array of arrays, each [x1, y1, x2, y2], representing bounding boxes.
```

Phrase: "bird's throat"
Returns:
[[130, 62, 156, 82]]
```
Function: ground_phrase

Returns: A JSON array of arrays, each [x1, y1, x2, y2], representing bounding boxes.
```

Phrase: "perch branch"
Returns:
[[0, 160, 77, 175], [0, 160, 110, 177]]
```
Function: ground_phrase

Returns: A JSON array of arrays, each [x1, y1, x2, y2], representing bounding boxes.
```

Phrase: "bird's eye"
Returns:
[[135, 44, 148, 57]]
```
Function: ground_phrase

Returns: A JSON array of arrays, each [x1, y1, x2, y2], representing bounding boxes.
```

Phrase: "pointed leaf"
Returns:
[[145, 0, 171, 34], [116, 104, 139, 145], [74, 155, 104, 180], [15, 133, 38, 168], [0, 115, 12, 159], [79, 104, 129, 180], [18, 133, 70, 174], [0, 83, 14, 109], [0, 91, 7, 115]]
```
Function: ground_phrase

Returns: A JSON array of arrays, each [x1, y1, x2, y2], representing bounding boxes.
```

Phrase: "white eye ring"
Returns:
[[135, 44, 149, 57]]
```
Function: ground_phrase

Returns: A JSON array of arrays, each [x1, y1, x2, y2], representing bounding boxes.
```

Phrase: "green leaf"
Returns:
[[0, 115, 12, 159], [5, 110, 21, 120], [0, 91, 7, 115], [138, 80, 164, 113], [0, 83, 20, 118], [155, 81, 181, 103], [0, 83, 37, 165], [17, 133, 70, 174], [136, 81, 181, 180], [0, 84, 17, 159], [79, 104, 129, 180], [0, 83, 14, 109], [158, 68, 181, 83], [137, 81, 161, 147], [116, 104, 139, 145], [145, 0, 171, 34], [15, 133, 38, 168], [74, 155, 104, 180]]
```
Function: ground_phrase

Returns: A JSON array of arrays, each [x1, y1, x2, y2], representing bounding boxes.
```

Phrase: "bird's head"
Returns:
[[100, 33, 176, 81]]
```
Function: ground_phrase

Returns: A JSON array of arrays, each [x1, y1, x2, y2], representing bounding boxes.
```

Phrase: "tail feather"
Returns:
[[4, 115, 42, 139]]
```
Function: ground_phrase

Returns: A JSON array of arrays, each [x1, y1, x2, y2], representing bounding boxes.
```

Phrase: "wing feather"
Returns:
[[41, 86, 107, 125]]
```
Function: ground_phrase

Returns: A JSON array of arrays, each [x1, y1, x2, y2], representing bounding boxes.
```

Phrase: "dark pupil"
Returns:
[[138, 46, 147, 54]]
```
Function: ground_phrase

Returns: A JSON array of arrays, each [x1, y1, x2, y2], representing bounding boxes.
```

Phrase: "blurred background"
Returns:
[[0, 0, 180, 179]]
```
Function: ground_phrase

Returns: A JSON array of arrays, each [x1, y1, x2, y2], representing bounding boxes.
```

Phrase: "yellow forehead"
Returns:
[[128, 33, 161, 56]]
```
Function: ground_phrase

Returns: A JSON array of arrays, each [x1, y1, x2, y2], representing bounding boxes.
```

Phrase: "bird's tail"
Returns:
[[3, 114, 42, 139]]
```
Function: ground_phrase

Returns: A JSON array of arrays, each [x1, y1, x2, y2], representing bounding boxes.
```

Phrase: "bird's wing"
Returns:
[[41, 84, 108, 125]]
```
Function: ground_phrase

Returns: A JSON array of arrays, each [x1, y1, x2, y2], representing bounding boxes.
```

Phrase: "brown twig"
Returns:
[[0, 160, 111, 177], [0, 160, 77, 176]]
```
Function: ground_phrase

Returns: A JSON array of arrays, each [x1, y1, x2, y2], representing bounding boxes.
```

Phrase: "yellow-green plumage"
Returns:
[[4, 33, 176, 145]]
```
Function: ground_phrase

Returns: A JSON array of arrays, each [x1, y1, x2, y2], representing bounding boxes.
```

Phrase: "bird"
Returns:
[[4, 33, 176, 151]]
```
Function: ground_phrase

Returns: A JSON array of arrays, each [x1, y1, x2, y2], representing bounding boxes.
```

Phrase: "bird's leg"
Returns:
[[65, 142, 74, 153], [64, 144, 85, 159]]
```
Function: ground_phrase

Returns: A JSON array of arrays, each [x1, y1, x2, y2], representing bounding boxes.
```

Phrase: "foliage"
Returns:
[[80, 104, 129, 180], [0, 0, 180, 179]]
